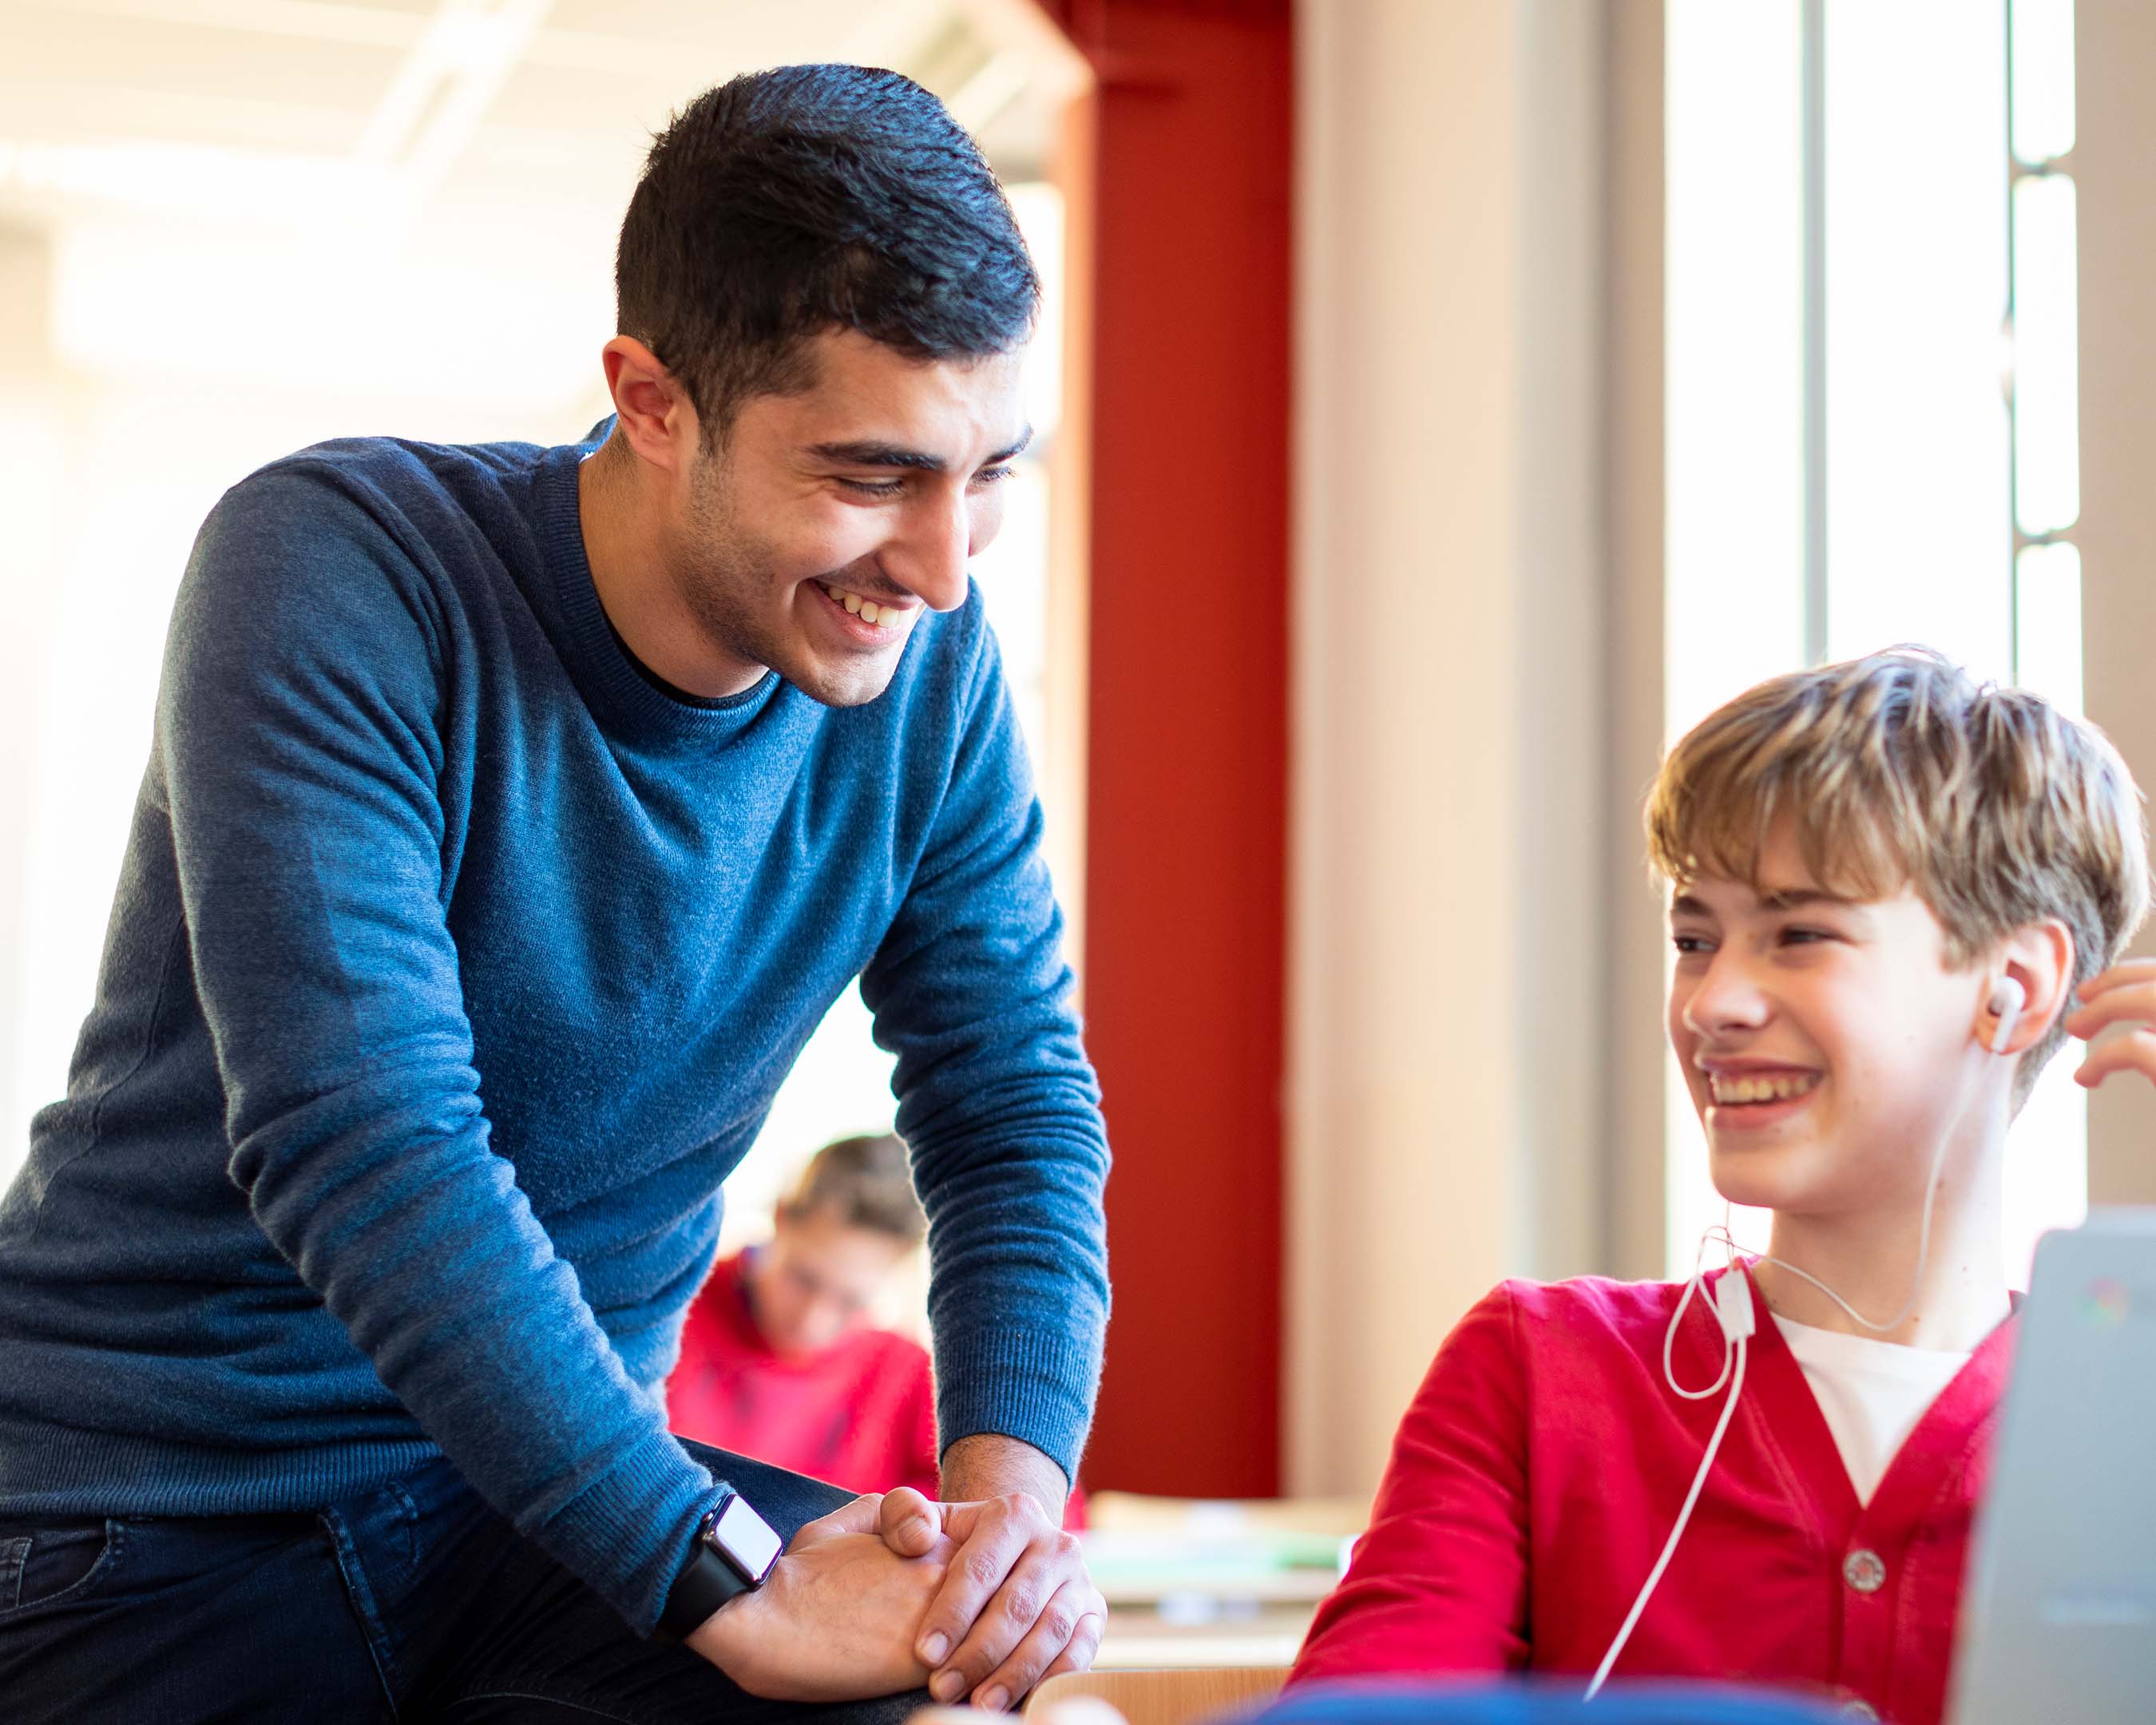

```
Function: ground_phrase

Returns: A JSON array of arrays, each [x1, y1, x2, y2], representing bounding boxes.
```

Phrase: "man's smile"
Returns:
[[814, 580, 917, 636]]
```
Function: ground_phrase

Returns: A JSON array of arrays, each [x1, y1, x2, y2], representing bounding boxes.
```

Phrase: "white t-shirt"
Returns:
[[1772, 1313, 1972, 1505]]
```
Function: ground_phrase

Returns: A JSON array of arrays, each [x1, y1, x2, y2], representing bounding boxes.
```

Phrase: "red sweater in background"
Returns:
[[1290, 1269, 2015, 1725], [668, 1251, 941, 1501]]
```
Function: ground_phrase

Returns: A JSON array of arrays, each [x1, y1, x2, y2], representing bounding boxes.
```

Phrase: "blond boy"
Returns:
[[1291, 648, 2150, 1725]]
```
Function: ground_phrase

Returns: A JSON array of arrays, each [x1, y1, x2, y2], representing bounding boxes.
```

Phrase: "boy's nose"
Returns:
[[1683, 954, 1774, 1036]]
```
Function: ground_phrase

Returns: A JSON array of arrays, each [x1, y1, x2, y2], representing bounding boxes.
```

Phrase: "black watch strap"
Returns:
[[652, 1486, 783, 1645]]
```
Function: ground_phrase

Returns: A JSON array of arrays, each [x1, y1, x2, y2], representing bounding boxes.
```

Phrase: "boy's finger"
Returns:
[[2072, 1028, 2156, 1088], [2063, 985, 2156, 1038], [2071, 958, 2156, 1001]]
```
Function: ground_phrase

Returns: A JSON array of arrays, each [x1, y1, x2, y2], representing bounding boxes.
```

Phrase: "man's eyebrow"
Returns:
[[807, 425, 1035, 474]]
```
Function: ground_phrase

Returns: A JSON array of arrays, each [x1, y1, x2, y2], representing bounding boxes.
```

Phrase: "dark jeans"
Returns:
[[0, 1440, 928, 1724]]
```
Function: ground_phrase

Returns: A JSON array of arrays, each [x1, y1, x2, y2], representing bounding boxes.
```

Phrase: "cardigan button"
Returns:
[[1842, 1548, 1887, 1594]]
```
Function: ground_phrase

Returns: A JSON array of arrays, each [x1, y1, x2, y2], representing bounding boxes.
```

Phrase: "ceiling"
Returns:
[[0, 0, 1084, 406]]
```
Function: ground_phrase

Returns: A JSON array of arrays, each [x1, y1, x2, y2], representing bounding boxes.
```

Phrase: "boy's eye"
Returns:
[[1779, 926, 1833, 946], [1671, 933, 1714, 955]]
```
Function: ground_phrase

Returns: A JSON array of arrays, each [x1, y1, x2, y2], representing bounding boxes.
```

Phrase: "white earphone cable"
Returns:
[[1584, 977, 2019, 1699]]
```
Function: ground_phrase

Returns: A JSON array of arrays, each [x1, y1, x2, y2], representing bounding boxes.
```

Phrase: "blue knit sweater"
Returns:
[[0, 428, 1109, 1634]]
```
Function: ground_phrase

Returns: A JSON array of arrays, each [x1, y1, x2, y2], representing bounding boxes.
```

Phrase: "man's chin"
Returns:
[[785, 648, 905, 709]]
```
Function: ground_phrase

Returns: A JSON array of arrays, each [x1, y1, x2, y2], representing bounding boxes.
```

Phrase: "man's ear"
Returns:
[[598, 336, 702, 476], [1986, 919, 2076, 1057]]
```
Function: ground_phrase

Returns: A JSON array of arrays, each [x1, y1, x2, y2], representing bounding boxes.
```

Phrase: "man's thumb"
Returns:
[[876, 1485, 944, 1556]]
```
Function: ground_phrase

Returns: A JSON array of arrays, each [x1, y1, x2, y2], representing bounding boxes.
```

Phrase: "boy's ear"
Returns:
[[1984, 919, 2076, 1057]]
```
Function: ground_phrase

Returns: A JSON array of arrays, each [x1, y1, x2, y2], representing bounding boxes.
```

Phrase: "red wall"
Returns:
[[1044, 0, 1293, 1498]]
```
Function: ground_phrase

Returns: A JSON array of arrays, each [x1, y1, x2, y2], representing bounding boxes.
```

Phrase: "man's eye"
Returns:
[[972, 465, 1016, 487], [838, 477, 906, 498]]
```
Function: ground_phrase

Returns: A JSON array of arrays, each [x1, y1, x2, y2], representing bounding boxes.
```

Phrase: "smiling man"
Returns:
[[0, 65, 1108, 1724]]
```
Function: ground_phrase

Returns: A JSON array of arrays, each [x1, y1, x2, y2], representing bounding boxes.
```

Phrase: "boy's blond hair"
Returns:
[[1645, 647, 2151, 1100]]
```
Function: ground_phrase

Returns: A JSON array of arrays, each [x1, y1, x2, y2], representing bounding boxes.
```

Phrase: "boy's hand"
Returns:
[[689, 1493, 953, 1701], [2063, 959, 2156, 1088], [876, 1485, 1105, 1709]]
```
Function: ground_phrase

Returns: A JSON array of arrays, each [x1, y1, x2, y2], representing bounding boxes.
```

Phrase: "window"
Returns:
[[1664, 0, 2083, 1283]]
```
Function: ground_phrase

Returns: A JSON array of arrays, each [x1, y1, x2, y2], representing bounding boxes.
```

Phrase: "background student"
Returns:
[[671, 1133, 942, 1500]]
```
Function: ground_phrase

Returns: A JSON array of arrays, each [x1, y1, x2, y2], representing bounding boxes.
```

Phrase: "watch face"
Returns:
[[712, 1493, 783, 1583]]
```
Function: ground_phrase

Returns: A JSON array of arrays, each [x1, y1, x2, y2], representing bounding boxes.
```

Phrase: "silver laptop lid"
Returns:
[[1948, 1208, 2156, 1725]]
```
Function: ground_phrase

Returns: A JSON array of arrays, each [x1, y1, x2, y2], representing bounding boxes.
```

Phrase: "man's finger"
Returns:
[[2074, 1027, 2156, 1088], [799, 1492, 885, 1543], [1036, 1608, 1107, 1685], [971, 1579, 1102, 1710], [877, 1486, 943, 1557], [929, 1541, 1065, 1702], [915, 1505, 1033, 1686]]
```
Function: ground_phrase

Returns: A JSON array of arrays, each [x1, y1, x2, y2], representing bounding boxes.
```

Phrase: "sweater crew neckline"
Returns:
[[537, 437, 778, 747]]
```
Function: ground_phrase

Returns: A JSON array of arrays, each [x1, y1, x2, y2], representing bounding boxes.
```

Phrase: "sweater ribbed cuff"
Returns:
[[538, 1426, 727, 1636], [930, 1323, 1101, 1487]]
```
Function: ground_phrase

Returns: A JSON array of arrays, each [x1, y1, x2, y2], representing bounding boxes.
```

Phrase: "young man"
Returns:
[[0, 66, 1106, 1721], [1291, 649, 2150, 1725], [671, 1134, 942, 1501]]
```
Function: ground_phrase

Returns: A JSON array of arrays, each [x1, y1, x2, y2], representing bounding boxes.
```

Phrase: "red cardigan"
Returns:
[[1290, 1270, 2015, 1725], [667, 1251, 941, 1500]]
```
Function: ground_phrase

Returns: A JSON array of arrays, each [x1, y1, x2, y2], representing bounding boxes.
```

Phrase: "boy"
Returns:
[[1291, 648, 2150, 1725], [671, 1133, 941, 1500]]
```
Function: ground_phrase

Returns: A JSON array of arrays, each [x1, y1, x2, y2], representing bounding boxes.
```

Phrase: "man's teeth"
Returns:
[[822, 582, 890, 625], [1709, 1072, 1821, 1105]]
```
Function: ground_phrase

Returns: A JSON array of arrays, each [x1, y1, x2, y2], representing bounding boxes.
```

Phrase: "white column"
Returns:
[[1286, 0, 1639, 1497]]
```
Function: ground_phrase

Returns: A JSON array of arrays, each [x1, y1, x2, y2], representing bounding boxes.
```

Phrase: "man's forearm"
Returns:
[[938, 1432, 1070, 1517]]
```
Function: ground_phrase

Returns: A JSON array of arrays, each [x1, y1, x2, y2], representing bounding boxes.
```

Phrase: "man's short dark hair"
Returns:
[[615, 64, 1040, 441]]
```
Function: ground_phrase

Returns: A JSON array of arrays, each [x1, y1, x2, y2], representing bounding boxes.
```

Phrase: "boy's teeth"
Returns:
[[1710, 1073, 1821, 1105]]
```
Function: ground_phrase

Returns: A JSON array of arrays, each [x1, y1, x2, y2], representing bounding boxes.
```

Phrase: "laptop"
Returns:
[[1948, 1208, 2156, 1723]]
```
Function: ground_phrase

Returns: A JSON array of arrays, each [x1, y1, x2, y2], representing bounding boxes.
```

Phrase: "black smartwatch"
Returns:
[[652, 1485, 783, 1644]]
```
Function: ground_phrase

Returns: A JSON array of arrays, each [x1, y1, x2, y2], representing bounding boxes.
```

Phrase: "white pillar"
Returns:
[[1286, 0, 1643, 1497]]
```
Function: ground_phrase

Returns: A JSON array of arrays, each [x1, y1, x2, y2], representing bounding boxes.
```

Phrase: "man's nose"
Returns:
[[882, 490, 973, 613]]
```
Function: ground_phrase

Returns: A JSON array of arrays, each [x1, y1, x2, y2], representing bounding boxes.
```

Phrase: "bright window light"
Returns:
[[1663, 0, 2083, 1284], [1663, 0, 1806, 1269], [2015, 541, 2084, 715], [2011, 0, 2077, 165], [1823, 0, 2011, 680], [2011, 172, 2081, 536]]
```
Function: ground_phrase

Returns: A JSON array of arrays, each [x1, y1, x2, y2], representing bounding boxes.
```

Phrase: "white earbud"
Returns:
[[1988, 976, 2027, 1055]]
